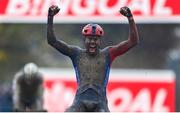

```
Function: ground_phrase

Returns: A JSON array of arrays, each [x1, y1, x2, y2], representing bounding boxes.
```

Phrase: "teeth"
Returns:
[[90, 45, 96, 47]]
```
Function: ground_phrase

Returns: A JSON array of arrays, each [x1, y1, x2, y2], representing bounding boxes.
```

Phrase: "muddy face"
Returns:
[[84, 36, 101, 55]]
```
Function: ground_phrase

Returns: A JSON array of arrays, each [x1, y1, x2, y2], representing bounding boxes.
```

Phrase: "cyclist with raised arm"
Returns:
[[47, 5, 139, 112]]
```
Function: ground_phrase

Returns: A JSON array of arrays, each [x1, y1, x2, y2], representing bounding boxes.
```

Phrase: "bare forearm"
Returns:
[[47, 16, 57, 44], [128, 16, 139, 45], [47, 14, 75, 56], [46, 5, 79, 57], [109, 7, 140, 60]]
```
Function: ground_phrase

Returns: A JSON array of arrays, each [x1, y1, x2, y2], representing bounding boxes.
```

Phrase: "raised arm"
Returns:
[[109, 6, 139, 61], [47, 5, 79, 57]]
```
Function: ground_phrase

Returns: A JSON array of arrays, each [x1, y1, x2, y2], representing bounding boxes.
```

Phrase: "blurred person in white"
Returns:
[[12, 62, 46, 112]]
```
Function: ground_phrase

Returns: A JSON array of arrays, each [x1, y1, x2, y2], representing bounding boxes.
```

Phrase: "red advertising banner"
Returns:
[[41, 68, 175, 112], [0, 0, 180, 23]]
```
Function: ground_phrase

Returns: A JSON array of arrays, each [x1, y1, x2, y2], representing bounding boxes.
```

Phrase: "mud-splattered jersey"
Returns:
[[74, 49, 109, 84], [66, 47, 116, 97]]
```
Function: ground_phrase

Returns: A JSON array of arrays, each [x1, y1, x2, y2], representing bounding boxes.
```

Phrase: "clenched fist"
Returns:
[[119, 6, 132, 18], [48, 5, 60, 16]]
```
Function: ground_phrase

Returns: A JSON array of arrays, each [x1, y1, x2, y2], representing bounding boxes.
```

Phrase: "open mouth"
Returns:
[[89, 44, 96, 48], [89, 44, 97, 53], [87, 43, 98, 54], [89, 47, 96, 53]]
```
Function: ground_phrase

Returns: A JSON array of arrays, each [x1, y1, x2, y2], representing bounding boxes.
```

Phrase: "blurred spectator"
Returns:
[[12, 62, 45, 112], [0, 84, 13, 112], [166, 44, 180, 111]]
